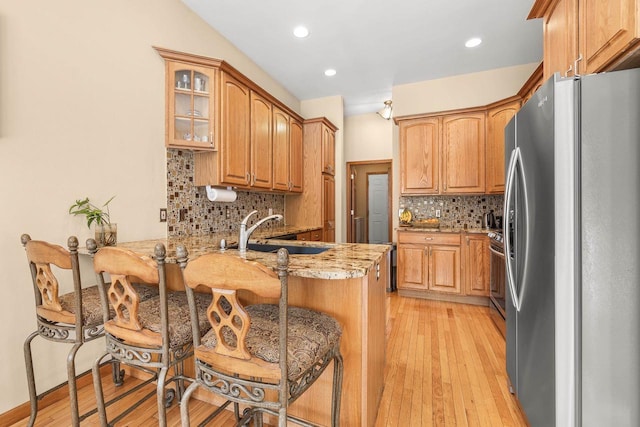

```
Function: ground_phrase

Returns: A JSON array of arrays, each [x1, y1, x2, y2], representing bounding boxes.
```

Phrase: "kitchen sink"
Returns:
[[230, 242, 331, 255]]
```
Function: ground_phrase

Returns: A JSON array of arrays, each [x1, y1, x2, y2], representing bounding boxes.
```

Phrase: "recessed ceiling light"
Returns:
[[465, 37, 482, 48], [324, 69, 337, 77], [293, 26, 309, 38]]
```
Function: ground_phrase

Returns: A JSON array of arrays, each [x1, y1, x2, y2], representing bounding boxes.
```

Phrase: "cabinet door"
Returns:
[[272, 106, 290, 191], [397, 244, 428, 290], [428, 245, 461, 294], [486, 101, 519, 194], [289, 118, 304, 193], [464, 235, 490, 296], [543, 0, 579, 81], [580, 0, 640, 73], [399, 117, 440, 195], [322, 125, 335, 175], [250, 91, 273, 189], [442, 113, 486, 194], [167, 62, 216, 151], [323, 174, 335, 242], [220, 72, 251, 186]]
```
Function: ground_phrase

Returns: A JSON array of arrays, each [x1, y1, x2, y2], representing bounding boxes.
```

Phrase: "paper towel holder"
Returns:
[[205, 186, 237, 202]]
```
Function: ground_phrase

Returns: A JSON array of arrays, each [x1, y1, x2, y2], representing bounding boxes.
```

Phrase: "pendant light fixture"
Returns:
[[377, 100, 393, 120]]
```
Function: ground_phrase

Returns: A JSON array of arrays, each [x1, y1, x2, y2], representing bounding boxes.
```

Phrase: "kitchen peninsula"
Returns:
[[97, 231, 390, 427]]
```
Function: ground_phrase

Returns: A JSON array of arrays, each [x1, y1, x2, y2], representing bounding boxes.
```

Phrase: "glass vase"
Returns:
[[95, 223, 117, 247]]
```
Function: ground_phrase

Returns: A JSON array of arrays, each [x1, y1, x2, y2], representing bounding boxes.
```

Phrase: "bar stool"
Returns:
[[20, 234, 159, 426], [89, 240, 213, 426], [177, 247, 344, 427]]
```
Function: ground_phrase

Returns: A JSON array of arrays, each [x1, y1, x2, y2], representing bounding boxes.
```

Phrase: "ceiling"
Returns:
[[181, 0, 543, 116]]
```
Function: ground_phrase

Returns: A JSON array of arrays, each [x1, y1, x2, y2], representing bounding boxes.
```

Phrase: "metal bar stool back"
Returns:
[[89, 240, 212, 427], [177, 247, 343, 427], [21, 234, 122, 426]]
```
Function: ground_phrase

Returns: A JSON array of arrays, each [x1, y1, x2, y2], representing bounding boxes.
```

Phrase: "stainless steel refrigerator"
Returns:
[[504, 68, 640, 427]]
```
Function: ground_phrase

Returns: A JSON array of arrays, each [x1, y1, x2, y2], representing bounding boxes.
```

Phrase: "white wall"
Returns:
[[0, 0, 299, 413], [344, 113, 394, 162]]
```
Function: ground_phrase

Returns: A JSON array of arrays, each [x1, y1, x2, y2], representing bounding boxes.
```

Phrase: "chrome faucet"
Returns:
[[238, 210, 283, 254]]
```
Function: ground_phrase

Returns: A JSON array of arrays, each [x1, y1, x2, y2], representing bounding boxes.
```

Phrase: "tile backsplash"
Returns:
[[399, 194, 504, 229], [166, 149, 285, 237]]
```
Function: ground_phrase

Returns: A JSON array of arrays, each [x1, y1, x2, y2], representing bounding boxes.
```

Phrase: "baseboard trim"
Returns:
[[397, 289, 490, 306]]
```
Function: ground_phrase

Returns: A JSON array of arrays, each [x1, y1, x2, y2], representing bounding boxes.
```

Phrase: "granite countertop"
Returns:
[[397, 226, 497, 234], [95, 226, 390, 280]]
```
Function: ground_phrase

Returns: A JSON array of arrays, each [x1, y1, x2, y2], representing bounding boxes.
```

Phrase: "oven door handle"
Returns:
[[489, 246, 505, 258]]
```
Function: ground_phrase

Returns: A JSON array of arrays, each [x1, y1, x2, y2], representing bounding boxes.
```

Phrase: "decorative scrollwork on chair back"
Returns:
[[108, 274, 142, 331], [35, 262, 63, 312], [208, 289, 252, 359]]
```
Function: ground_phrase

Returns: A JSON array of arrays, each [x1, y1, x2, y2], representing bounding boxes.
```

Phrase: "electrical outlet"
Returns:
[[435, 209, 441, 218], [268, 208, 273, 216], [225, 206, 230, 219], [159, 208, 167, 222]]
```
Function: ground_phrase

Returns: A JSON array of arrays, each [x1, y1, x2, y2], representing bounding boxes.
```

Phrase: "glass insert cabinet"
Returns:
[[167, 62, 217, 151]]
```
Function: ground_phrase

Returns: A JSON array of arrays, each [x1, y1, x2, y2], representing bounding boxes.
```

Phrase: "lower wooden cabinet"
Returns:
[[397, 230, 489, 301], [397, 231, 461, 294], [464, 234, 490, 296]]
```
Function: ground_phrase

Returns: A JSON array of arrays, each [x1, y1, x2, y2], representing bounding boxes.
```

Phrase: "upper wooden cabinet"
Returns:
[[155, 48, 305, 193], [250, 91, 273, 189], [530, 0, 640, 80], [399, 117, 439, 195], [441, 112, 486, 194], [272, 106, 290, 191], [165, 62, 218, 151], [289, 118, 304, 193], [321, 123, 336, 175], [397, 110, 485, 195], [219, 72, 251, 187], [486, 98, 521, 194]]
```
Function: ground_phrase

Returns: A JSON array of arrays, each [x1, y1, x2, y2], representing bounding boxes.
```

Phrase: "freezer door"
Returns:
[[504, 118, 517, 393], [580, 69, 640, 427], [506, 75, 557, 427]]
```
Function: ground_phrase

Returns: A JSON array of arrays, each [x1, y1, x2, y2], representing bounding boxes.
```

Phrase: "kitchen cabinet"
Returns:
[[272, 109, 303, 193], [464, 234, 490, 296], [486, 98, 520, 194], [323, 174, 336, 242], [397, 110, 485, 195], [530, 0, 640, 81], [219, 72, 251, 186], [272, 106, 290, 191], [398, 117, 439, 195], [518, 62, 544, 105], [441, 112, 486, 194], [285, 117, 338, 242], [322, 124, 336, 175], [164, 61, 218, 151], [289, 118, 304, 193], [397, 231, 461, 295], [296, 229, 322, 241], [156, 47, 304, 193], [250, 91, 273, 189]]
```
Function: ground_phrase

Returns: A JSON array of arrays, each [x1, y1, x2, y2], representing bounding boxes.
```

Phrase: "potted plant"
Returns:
[[68, 196, 117, 246]]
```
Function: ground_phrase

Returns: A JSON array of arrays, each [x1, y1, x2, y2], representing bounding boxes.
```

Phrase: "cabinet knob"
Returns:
[[425, 237, 433, 241]]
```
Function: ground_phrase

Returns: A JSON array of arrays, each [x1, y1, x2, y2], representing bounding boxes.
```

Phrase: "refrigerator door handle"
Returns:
[[504, 148, 518, 310], [504, 147, 530, 312]]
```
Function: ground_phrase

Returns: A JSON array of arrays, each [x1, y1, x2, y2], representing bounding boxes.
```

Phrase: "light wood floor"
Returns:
[[9, 293, 528, 426]]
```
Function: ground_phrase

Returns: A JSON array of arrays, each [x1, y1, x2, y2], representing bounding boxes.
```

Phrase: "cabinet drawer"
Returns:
[[398, 231, 461, 246], [310, 229, 322, 241]]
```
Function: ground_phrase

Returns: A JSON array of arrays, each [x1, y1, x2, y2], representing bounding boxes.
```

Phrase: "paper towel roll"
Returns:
[[205, 186, 237, 202]]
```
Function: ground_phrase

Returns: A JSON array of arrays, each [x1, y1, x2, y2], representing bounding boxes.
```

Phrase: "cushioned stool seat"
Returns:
[[202, 304, 342, 380], [136, 292, 213, 348]]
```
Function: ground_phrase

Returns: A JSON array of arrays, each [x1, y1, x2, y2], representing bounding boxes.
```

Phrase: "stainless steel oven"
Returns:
[[488, 231, 506, 337]]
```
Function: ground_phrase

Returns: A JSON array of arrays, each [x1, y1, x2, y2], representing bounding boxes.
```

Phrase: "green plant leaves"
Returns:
[[68, 196, 115, 229]]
